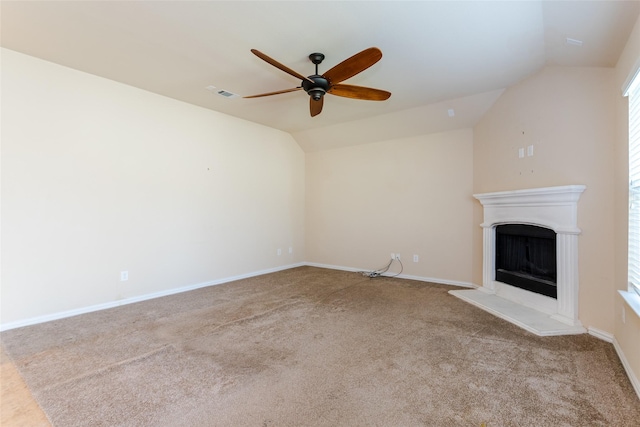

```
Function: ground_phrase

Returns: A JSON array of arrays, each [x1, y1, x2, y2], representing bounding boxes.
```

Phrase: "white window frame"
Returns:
[[625, 68, 640, 297]]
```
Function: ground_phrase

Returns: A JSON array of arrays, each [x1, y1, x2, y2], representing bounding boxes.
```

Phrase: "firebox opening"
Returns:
[[495, 224, 557, 299]]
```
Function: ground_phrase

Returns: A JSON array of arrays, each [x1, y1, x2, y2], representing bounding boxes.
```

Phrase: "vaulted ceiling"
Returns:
[[2, 1, 638, 151]]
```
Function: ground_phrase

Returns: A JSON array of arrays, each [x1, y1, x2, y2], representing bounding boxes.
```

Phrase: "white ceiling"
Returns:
[[2, 1, 639, 151]]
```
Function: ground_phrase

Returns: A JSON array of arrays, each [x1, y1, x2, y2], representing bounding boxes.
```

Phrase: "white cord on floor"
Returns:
[[359, 258, 403, 279]]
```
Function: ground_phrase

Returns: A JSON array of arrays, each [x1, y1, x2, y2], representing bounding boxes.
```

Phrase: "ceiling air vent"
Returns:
[[217, 90, 239, 98], [565, 37, 583, 47], [206, 85, 239, 99]]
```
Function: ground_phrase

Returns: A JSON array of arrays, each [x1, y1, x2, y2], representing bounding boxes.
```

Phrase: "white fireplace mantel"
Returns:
[[474, 185, 585, 234], [450, 185, 587, 336]]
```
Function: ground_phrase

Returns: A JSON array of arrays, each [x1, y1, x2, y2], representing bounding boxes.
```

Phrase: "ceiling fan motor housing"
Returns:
[[302, 75, 330, 101]]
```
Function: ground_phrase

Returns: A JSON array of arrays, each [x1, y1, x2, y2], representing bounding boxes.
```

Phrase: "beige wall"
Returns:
[[1, 49, 306, 326], [614, 14, 640, 393], [305, 129, 475, 285], [473, 66, 617, 333]]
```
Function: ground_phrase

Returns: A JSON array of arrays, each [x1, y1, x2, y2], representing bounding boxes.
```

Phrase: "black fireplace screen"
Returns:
[[495, 224, 557, 298]]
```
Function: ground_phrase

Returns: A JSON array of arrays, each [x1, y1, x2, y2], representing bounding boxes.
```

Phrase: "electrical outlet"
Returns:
[[395, 254, 401, 261], [277, 248, 282, 256], [289, 247, 293, 254], [390, 253, 395, 260], [120, 271, 128, 281], [413, 254, 419, 263]]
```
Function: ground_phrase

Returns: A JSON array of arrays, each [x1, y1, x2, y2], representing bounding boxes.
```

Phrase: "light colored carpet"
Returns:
[[2, 266, 639, 426]]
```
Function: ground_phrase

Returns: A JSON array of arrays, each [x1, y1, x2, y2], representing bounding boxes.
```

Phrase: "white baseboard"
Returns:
[[1, 261, 469, 332], [613, 337, 640, 400], [0, 263, 305, 332], [304, 262, 477, 288], [588, 327, 614, 343], [304, 262, 363, 273], [587, 328, 639, 400]]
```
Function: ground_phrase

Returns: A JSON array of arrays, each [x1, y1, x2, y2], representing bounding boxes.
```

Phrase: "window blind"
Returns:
[[628, 73, 640, 296]]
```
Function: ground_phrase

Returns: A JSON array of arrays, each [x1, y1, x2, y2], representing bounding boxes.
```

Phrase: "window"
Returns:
[[627, 70, 640, 296]]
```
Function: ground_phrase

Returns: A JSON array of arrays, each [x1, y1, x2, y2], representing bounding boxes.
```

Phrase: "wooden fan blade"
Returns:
[[251, 49, 314, 84], [244, 87, 302, 98], [322, 47, 382, 85], [310, 97, 324, 117], [328, 84, 391, 101]]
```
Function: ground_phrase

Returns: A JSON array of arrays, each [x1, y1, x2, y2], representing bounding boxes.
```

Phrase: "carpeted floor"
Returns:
[[1, 266, 639, 426]]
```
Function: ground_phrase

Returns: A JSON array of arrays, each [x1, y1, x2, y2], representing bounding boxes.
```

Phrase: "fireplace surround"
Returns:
[[450, 185, 586, 336]]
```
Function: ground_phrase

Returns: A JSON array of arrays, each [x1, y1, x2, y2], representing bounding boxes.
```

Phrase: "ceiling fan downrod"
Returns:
[[304, 52, 329, 101]]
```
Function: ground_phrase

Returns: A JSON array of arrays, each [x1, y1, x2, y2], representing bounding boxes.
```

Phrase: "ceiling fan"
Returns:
[[244, 47, 391, 117]]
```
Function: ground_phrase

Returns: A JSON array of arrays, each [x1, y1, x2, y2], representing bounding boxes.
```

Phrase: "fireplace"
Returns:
[[450, 185, 586, 336], [495, 224, 557, 298]]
